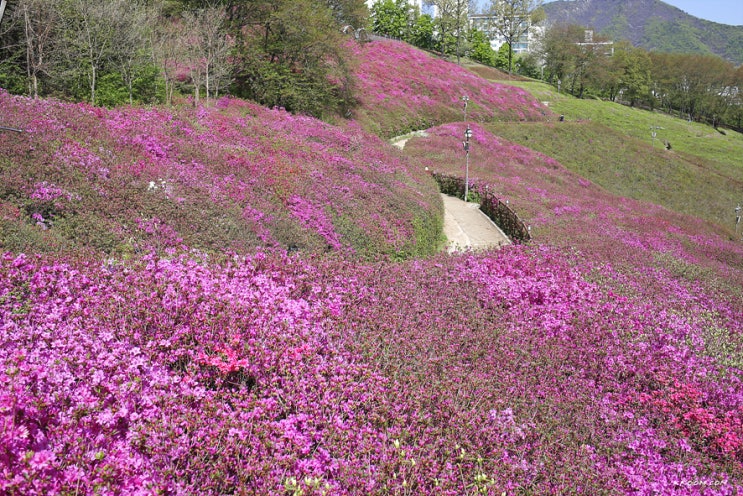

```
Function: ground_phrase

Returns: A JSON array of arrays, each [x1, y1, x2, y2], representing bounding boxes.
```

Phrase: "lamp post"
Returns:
[[462, 95, 471, 202], [464, 126, 472, 201]]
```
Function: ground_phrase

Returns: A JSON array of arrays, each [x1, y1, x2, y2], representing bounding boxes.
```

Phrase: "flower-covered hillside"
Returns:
[[3, 243, 743, 494], [2, 36, 743, 496], [405, 122, 743, 295], [348, 39, 550, 138], [0, 91, 442, 258]]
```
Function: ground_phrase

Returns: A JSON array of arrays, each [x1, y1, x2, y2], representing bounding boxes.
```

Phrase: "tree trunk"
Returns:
[[91, 64, 96, 105]]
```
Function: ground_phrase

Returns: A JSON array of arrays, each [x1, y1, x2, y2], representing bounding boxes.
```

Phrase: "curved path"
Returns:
[[391, 133, 510, 252]]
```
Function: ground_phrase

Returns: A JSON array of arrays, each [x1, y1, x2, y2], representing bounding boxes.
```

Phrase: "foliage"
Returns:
[[1, 23, 743, 496], [0, 89, 442, 259], [538, 22, 742, 129], [0, 0, 361, 118], [229, 0, 357, 118], [410, 13, 436, 51], [348, 39, 549, 138], [485, 0, 543, 72], [369, 0, 415, 39], [486, 81, 743, 232], [468, 28, 496, 66]]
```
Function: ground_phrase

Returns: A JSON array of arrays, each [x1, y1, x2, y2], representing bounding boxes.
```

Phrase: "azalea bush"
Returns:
[[0, 90, 442, 259], [348, 40, 550, 138], [2, 243, 741, 494]]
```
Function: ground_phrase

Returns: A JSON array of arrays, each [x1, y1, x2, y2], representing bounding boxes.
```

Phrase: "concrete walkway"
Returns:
[[441, 194, 510, 252], [390, 133, 510, 253]]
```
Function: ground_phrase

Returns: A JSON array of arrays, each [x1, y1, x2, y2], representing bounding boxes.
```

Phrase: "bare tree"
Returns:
[[112, 1, 154, 105], [15, 0, 60, 98], [57, 0, 129, 105], [0, 0, 8, 28], [486, 0, 542, 73], [182, 5, 233, 106], [152, 15, 187, 106], [432, 0, 469, 62]]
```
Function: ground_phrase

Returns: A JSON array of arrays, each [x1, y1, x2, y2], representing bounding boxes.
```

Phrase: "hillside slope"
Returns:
[[347, 39, 551, 138], [544, 0, 743, 64], [2, 39, 743, 494], [0, 92, 443, 259]]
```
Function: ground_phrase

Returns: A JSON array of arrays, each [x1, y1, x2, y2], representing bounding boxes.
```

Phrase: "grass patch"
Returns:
[[485, 82, 743, 234]]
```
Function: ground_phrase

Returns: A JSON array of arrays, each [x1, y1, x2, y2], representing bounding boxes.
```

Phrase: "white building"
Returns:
[[469, 13, 544, 54]]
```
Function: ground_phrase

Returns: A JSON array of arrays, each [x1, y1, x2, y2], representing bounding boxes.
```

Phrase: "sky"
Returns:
[[654, 0, 743, 25]]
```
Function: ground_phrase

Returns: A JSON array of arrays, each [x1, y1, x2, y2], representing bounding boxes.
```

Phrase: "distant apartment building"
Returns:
[[365, 0, 438, 18], [469, 13, 544, 54]]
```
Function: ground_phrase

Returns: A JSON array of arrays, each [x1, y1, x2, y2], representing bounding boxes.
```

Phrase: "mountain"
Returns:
[[543, 0, 743, 64]]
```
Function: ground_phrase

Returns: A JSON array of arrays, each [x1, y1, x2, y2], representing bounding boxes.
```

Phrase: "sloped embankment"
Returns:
[[348, 39, 551, 138], [0, 91, 442, 258]]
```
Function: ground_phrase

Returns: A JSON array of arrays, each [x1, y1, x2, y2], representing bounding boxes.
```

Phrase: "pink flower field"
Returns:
[[0, 90, 442, 259], [348, 40, 550, 138], [1, 39, 743, 494]]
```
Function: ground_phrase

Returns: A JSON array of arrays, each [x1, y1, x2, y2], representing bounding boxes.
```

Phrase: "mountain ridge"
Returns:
[[543, 0, 743, 64]]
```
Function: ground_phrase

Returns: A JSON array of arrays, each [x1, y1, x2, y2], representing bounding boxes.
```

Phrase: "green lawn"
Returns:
[[486, 80, 743, 234]]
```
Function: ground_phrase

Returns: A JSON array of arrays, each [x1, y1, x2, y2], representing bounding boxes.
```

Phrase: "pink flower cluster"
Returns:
[[348, 39, 550, 137], [0, 90, 441, 257]]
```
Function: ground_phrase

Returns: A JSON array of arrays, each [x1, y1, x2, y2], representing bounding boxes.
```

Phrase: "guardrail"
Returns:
[[432, 172, 531, 243]]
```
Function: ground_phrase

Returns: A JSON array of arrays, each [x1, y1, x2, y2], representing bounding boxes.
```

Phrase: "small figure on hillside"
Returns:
[[559, 114, 565, 122], [664, 140, 672, 150]]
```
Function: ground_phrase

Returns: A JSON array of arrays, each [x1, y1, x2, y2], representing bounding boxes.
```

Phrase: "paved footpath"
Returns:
[[391, 133, 510, 252], [441, 194, 510, 252]]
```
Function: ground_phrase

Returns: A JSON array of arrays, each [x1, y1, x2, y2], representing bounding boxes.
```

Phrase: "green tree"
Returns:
[[326, 0, 368, 28], [614, 44, 651, 107], [494, 42, 510, 70], [515, 51, 540, 78], [469, 28, 495, 66], [229, 0, 357, 118], [410, 13, 436, 51], [370, 0, 414, 39]]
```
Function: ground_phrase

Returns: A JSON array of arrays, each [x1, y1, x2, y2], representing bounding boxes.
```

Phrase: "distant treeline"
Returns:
[[540, 24, 743, 131]]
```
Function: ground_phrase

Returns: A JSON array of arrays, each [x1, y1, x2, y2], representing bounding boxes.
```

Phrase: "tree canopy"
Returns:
[[0, 0, 368, 117]]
